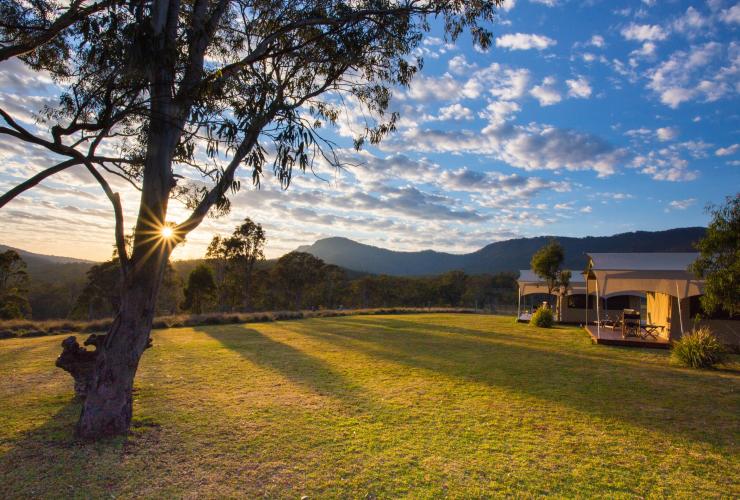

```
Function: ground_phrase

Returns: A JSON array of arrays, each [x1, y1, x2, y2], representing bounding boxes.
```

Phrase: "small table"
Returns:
[[641, 324, 664, 340]]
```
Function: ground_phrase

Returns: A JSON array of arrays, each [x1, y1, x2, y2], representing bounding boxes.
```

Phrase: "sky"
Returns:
[[0, 0, 739, 261]]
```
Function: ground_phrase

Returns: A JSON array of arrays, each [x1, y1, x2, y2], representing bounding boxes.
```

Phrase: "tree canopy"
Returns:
[[0, 250, 31, 319], [206, 218, 265, 310], [0, 0, 504, 438], [691, 193, 740, 318], [182, 264, 217, 314], [530, 240, 564, 297]]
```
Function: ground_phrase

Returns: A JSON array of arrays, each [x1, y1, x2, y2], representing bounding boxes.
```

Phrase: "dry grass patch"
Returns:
[[1, 314, 738, 498]]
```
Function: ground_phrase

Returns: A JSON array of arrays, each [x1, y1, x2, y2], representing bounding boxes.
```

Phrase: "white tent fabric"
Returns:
[[517, 270, 586, 296], [585, 253, 704, 299]]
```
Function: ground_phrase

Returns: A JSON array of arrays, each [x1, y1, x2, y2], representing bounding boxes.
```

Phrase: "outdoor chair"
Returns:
[[621, 309, 641, 338]]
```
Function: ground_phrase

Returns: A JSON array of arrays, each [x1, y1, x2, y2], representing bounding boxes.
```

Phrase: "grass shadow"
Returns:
[[285, 316, 739, 452], [193, 324, 385, 414]]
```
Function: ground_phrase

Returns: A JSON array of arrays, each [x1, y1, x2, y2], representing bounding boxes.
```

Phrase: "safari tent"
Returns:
[[584, 252, 704, 342], [516, 270, 586, 323]]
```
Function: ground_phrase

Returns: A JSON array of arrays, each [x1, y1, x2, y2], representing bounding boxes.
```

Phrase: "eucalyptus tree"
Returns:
[[691, 193, 740, 318], [206, 217, 265, 311], [0, 0, 502, 437], [0, 249, 31, 319]]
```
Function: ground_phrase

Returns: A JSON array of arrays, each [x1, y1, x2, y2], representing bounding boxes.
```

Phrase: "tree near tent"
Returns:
[[531, 240, 573, 320], [556, 269, 571, 322], [530, 240, 564, 297], [206, 218, 265, 311], [0, 0, 502, 438], [0, 250, 31, 319], [691, 193, 740, 318]]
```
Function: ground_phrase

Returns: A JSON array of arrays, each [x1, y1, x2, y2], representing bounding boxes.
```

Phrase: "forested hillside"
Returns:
[[297, 227, 706, 275]]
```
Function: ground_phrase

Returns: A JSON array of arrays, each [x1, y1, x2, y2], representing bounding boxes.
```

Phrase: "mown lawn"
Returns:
[[1, 314, 738, 498]]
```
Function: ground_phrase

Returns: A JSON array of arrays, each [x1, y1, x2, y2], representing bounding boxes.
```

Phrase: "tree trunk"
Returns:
[[76, 254, 168, 438], [76, 115, 177, 438]]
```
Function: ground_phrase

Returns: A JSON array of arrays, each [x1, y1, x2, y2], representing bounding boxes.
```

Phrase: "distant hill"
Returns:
[[296, 227, 707, 276], [0, 244, 94, 265], [0, 244, 94, 283]]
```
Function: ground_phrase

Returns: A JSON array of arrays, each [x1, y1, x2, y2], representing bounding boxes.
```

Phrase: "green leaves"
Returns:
[[691, 193, 740, 317]]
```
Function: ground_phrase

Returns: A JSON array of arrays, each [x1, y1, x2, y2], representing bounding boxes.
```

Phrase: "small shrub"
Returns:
[[671, 327, 726, 369], [530, 307, 554, 328]]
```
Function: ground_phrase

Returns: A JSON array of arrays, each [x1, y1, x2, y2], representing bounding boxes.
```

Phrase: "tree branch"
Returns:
[[0, 158, 82, 208], [0, 0, 114, 62]]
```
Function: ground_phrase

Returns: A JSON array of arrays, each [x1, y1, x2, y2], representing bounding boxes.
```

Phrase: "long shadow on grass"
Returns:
[[0, 398, 122, 497], [195, 324, 384, 413], [285, 316, 739, 451]]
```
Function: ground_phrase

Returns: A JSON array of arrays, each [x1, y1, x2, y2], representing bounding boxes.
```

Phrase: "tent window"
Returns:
[[567, 294, 588, 309], [605, 295, 632, 310]]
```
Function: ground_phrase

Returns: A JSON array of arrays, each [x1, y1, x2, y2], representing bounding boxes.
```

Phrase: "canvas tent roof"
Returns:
[[586, 253, 699, 271], [517, 270, 586, 295], [585, 252, 704, 299]]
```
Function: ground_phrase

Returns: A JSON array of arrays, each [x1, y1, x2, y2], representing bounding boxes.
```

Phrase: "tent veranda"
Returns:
[[516, 270, 586, 322], [584, 252, 704, 340]]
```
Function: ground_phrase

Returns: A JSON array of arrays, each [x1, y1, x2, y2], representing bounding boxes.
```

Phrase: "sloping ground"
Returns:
[[1, 314, 738, 498]]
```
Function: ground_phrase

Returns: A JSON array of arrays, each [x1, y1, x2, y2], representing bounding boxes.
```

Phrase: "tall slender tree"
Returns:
[[206, 218, 265, 311], [0, 0, 502, 437]]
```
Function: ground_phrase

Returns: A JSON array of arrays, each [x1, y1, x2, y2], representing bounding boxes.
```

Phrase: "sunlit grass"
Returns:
[[1, 314, 738, 497]]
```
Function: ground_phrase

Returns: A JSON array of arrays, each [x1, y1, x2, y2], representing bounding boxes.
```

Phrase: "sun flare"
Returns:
[[161, 226, 174, 239]]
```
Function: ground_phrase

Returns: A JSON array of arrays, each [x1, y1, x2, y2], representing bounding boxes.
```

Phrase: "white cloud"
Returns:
[[633, 149, 699, 181], [431, 103, 474, 121], [384, 123, 626, 177], [501, 0, 516, 12], [531, 0, 557, 6], [580, 206, 593, 213], [672, 7, 710, 35], [656, 127, 679, 141], [621, 23, 669, 42], [495, 33, 557, 51], [716, 144, 740, 156], [481, 100, 521, 125], [667, 198, 696, 211], [530, 77, 562, 106], [566, 77, 592, 98], [720, 4, 740, 24], [588, 35, 605, 48], [631, 42, 657, 59], [448, 55, 477, 76], [405, 73, 464, 102], [646, 42, 737, 108]]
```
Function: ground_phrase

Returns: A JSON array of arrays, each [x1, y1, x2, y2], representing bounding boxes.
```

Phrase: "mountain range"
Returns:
[[296, 227, 706, 276], [2, 226, 706, 280]]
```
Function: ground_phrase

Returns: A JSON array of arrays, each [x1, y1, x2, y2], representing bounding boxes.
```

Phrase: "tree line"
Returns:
[[0, 218, 518, 321]]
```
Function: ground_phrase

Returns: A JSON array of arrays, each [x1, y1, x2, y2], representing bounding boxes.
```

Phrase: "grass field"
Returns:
[[1, 314, 738, 498]]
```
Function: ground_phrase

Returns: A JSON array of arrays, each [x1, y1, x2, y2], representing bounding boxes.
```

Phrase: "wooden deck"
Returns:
[[584, 324, 670, 349]]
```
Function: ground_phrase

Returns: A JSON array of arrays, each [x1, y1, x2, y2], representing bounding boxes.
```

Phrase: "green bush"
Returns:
[[671, 327, 726, 368], [530, 307, 554, 328]]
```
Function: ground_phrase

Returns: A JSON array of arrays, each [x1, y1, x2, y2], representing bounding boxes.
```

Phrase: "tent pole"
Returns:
[[517, 286, 521, 321], [676, 282, 684, 336], [595, 279, 600, 338]]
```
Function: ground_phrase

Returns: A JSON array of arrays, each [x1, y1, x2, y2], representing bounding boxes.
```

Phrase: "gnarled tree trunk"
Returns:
[[76, 252, 169, 438], [76, 105, 178, 438]]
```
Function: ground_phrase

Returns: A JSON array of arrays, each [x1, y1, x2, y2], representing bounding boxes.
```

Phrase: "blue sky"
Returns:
[[0, 0, 738, 261]]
